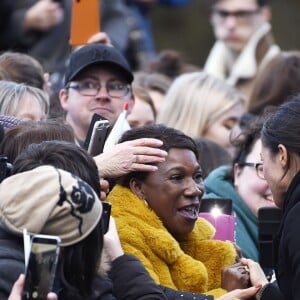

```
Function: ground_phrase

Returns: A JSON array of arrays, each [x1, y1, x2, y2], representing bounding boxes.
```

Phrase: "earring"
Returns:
[[140, 196, 150, 209], [143, 199, 149, 208]]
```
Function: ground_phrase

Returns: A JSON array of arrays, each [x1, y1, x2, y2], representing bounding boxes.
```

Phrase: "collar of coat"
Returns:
[[204, 22, 280, 85]]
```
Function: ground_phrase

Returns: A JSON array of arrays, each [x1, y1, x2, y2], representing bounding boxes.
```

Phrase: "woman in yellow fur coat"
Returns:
[[108, 124, 250, 299]]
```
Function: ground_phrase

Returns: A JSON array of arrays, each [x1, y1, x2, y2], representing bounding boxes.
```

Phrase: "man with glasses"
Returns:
[[59, 43, 167, 178], [204, 0, 280, 102]]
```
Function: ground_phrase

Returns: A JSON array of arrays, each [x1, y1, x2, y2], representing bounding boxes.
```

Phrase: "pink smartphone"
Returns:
[[199, 198, 236, 242], [199, 212, 236, 242]]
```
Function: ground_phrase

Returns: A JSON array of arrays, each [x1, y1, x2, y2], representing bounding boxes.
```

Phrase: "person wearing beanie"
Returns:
[[59, 43, 167, 179], [0, 165, 167, 300]]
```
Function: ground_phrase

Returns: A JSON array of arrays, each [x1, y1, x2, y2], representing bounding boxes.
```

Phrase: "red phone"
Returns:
[[69, 0, 100, 46]]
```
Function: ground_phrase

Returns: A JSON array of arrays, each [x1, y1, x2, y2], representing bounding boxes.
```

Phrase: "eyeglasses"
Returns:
[[212, 8, 260, 24], [239, 162, 264, 180], [67, 81, 131, 98]]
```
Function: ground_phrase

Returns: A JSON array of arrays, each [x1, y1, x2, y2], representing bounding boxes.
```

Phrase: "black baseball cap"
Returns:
[[64, 44, 134, 86]]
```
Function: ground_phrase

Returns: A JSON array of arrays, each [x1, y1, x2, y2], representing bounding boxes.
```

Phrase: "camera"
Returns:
[[0, 155, 12, 183]]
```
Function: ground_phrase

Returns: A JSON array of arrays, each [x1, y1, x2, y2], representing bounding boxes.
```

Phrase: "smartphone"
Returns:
[[83, 113, 108, 151], [199, 198, 233, 215], [258, 207, 282, 268], [22, 234, 61, 300], [87, 120, 112, 156], [102, 201, 112, 234], [69, 0, 100, 46], [199, 198, 235, 242]]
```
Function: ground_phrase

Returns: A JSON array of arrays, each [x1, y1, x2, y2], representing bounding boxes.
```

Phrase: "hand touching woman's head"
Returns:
[[118, 124, 205, 238]]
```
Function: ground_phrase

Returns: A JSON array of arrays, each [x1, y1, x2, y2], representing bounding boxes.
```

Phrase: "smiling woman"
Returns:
[[204, 114, 275, 265], [108, 124, 251, 299], [241, 98, 300, 300]]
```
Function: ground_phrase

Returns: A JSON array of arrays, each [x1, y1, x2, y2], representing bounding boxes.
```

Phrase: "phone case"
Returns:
[[23, 235, 61, 300], [199, 212, 236, 242], [83, 113, 108, 150], [69, 0, 100, 46], [258, 207, 282, 268], [87, 120, 111, 156], [102, 201, 111, 234]]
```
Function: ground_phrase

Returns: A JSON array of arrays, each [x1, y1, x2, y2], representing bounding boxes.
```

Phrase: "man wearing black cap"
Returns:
[[59, 43, 167, 178], [60, 43, 134, 141]]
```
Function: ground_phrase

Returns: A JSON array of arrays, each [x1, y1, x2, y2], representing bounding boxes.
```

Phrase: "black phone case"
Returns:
[[22, 236, 60, 300], [258, 207, 282, 268], [87, 120, 111, 156], [83, 113, 109, 150], [102, 201, 111, 234]]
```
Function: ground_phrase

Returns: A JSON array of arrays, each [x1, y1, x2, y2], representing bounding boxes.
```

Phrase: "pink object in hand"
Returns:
[[199, 212, 236, 242]]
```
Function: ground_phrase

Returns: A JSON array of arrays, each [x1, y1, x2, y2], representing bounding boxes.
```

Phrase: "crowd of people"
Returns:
[[0, 0, 299, 299]]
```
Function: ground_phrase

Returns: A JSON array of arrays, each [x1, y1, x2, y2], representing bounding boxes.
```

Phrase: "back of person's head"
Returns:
[[132, 84, 156, 119], [194, 137, 232, 178], [144, 49, 200, 80], [0, 52, 46, 90], [128, 84, 157, 128], [261, 97, 300, 155], [12, 140, 100, 196], [0, 119, 75, 164], [157, 71, 244, 137], [0, 80, 49, 119], [0, 165, 103, 299], [248, 51, 300, 115], [133, 71, 172, 114], [117, 124, 198, 187], [133, 71, 171, 96]]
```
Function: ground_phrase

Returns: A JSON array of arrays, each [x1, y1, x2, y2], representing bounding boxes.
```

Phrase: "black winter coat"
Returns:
[[0, 227, 166, 300], [261, 171, 300, 300], [0, 226, 214, 300]]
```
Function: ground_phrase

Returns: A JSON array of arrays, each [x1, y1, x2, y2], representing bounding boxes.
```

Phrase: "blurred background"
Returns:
[[150, 0, 300, 67]]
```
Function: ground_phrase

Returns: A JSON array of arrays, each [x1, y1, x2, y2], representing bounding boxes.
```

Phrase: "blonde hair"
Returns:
[[0, 81, 49, 117], [132, 83, 157, 120], [157, 72, 244, 137]]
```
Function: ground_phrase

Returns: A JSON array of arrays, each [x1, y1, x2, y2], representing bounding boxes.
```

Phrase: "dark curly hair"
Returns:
[[117, 124, 199, 187]]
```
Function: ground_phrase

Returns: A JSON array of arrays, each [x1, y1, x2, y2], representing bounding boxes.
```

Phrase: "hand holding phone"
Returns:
[[22, 234, 61, 300]]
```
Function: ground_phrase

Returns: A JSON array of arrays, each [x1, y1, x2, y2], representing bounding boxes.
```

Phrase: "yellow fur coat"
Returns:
[[108, 185, 237, 298]]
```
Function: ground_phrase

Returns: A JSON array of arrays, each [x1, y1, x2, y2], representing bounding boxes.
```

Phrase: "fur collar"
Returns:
[[108, 185, 237, 297], [204, 23, 280, 85]]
